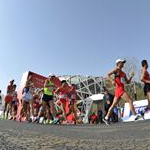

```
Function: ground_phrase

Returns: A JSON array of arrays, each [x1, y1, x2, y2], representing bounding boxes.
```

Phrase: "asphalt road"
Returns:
[[0, 120, 150, 150]]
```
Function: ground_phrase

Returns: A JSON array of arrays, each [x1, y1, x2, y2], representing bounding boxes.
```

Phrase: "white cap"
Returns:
[[49, 73, 55, 77], [116, 58, 126, 64]]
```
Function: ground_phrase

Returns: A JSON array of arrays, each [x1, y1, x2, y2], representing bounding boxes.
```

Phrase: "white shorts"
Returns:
[[22, 92, 33, 102]]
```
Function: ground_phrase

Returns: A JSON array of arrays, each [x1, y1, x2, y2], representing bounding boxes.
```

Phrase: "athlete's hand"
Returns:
[[130, 72, 134, 78]]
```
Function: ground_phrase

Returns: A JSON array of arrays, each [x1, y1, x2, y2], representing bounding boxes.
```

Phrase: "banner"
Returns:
[[122, 99, 150, 122], [17, 71, 73, 121]]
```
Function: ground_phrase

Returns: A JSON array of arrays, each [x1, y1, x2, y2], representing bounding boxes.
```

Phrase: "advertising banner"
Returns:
[[122, 99, 150, 122]]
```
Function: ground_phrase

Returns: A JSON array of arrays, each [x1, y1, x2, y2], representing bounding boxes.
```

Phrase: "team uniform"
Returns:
[[19, 85, 34, 122], [103, 59, 142, 125], [22, 87, 33, 103], [5, 85, 14, 104], [41, 80, 58, 124], [59, 88, 68, 103], [114, 70, 126, 98], [42, 81, 54, 102]]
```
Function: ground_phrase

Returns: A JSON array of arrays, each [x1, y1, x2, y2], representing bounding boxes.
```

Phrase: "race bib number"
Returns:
[[121, 77, 126, 84], [60, 94, 67, 99]]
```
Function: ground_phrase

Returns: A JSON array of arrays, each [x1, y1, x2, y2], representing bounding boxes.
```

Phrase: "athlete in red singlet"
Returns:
[[141, 60, 150, 116], [55, 80, 68, 122], [114, 69, 126, 98], [3, 80, 15, 119], [69, 84, 80, 123], [103, 59, 142, 125]]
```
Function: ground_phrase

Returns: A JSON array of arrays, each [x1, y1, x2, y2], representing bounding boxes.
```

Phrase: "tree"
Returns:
[[123, 57, 141, 82]]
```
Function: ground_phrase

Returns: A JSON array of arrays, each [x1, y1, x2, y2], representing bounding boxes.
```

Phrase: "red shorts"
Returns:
[[5, 95, 13, 103], [115, 87, 125, 98], [60, 99, 66, 103]]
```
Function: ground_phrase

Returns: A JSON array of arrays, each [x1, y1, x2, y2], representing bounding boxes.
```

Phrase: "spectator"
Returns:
[[3, 80, 15, 119], [55, 80, 69, 124], [89, 112, 98, 124], [98, 108, 103, 124], [112, 106, 118, 123], [103, 87, 114, 115], [103, 87, 118, 123]]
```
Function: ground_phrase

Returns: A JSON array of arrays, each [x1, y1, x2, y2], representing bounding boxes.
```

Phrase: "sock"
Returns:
[[105, 116, 108, 120]]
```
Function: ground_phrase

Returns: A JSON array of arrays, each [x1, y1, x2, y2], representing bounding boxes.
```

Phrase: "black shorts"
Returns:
[[42, 94, 53, 102], [144, 84, 150, 96]]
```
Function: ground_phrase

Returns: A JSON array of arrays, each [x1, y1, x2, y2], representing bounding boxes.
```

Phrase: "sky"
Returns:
[[0, 0, 150, 93]]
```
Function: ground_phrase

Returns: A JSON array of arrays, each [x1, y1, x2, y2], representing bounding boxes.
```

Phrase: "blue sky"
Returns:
[[0, 0, 150, 93]]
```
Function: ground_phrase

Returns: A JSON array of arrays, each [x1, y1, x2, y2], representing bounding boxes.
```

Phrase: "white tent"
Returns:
[[83, 93, 104, 123]]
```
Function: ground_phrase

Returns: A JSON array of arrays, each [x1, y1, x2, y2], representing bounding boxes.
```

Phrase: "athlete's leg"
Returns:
[[49, 100, 57, 119], [3, 102, 8, 118], [72, 100, 78, 121], [105, 97, 119, 120], [29, 99, 34, 119], [42, 101, 48, 119], [6, 103, 10, 119], [61, 101, 67, 121], [121, 92, 136, 116]]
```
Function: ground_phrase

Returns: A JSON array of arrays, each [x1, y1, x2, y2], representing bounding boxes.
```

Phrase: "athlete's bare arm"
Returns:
[[44, 79, 50, 88], [107, 68, 117, 85], [22, 88, 24, 94], [125, 72, 134, 84], [38, 88, 44, 94], [54, 87, 60, 94]]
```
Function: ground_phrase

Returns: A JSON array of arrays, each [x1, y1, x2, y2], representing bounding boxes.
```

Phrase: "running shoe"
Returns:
[[103, 118, 110, 125], [52, 118, 59, 125], [49, 120, 53, 124], [36, 117, 40, 124], [39, 117, 44, 124], [44, 119, 49, 125], [134, 115, 143, 122], [32, 117, 37, 123], [9, 116, 13, 120]]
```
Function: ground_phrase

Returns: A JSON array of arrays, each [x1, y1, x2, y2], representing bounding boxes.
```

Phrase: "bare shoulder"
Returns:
[[108, 68, 117, 75], [142, 68, 147, 73]]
